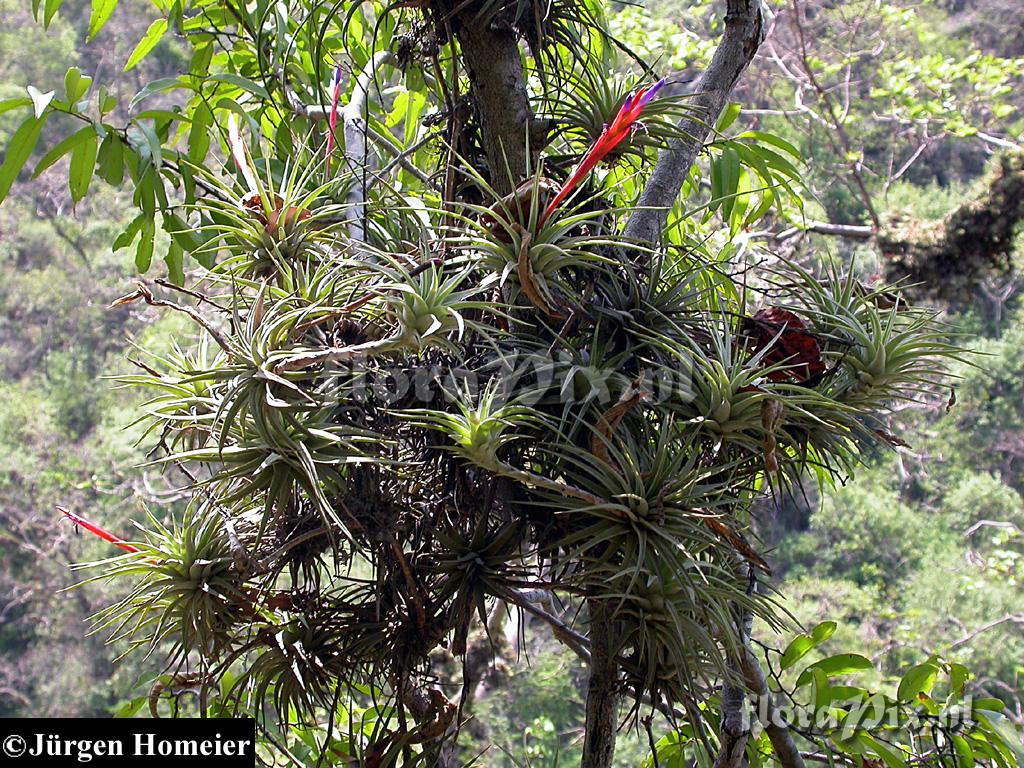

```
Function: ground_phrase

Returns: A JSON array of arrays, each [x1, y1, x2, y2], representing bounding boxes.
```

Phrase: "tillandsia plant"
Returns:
[[6, 0, 1019, 766]]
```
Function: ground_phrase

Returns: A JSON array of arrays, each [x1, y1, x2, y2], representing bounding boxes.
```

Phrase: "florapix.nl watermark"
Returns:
[[317, 347, 699, 408], [0, 719, 255, 766]]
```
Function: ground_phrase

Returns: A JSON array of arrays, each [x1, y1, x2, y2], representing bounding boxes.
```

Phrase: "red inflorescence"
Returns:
[[541, 78, 666, 225], [744, 307, 825, 384]]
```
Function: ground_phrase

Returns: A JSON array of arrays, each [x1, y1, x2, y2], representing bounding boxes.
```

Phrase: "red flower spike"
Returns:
[[542, 78, 666, 225], [743, 307, 825, 384], [325, 65, 344, 163], [58, 507, 141, 554]]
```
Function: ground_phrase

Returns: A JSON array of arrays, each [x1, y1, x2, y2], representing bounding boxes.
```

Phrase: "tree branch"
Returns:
[[774, 219, 875, 241], [948, 614, 1024, 652], [108, 283, 235, 356], [715, 604, 754, 768], [623, 0, 767, 247], [343, 52, 396, 241], [737, 648, 807, 768], [713, 680, 750, 768], [581, 598, 619, 768], [502, 588, 592, 662], [787, 0, 880, 230], [453, 11, 544, 195], [964, 519, 1024, 539]]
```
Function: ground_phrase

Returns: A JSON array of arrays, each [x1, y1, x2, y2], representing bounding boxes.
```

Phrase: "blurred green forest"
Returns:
[[0, 0, 1022, 763]]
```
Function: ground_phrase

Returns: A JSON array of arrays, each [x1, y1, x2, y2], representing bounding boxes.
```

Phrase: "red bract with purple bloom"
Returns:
[[542, 78, 666, 224]]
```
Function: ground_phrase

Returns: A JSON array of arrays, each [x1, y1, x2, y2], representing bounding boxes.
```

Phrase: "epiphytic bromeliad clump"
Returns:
[[10, 0, 968, 764]]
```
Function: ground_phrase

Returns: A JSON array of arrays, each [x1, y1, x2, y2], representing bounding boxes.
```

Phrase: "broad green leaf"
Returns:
[[948, 662, 970, 698], [129, 77, 185, 111], [973, 698, 1006, 711], [207, 73, 270, 99], [43, 0, 63, 26], [387, 89, 409, 129], [825, 685, 865, 704], [190, 42, 214, 77], [976, 711, 1024, 763], [64, 67, 92, 103], [736, 130, 803, 160], [716, 102, 741, 133], [0, 114, 47, 204], [857, 733, 908, 768], [69, 132, 99, 204], [709, 153, 723, 213], [811, 621, 838, 643], [129, 121, 164, 171], [98, 87, 118, 115], [952, 735, 975, 768], [0, 97, 32, 116], [962, 738, 1003, 767], [88, 0, 118, 40], [274, 121, 293, 161], [897, 662, 939, 702], [114, 696, 147, 718], [164, 212, 200, 253], [729, 169, 750, 234], [125, 19, 168, 71], [33, 126, 93, 178], [796, 654, 874, 688], [188, 102, 213, 163], [136, 217, 155, 271], [780, 635, 814, 671], [26, 85, 55, 118], [112, 214, 144, 251], [744, 189, 775, 226], [135, 168, 157, 217], [718, 146, 741, 222], [747, 144, 802, 181], [178, 161, 196, 204], [133, 109, 188, 126], [191, 217, 218, 268], [812, 667, 830, 711], [830, 734, 866, 756], [96, 132, 125, 185], [402, 91, 426, 145], [164, 239, 184, 284]]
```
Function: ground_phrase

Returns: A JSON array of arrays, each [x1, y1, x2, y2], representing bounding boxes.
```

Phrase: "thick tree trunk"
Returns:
[[453, 13, 542, 195], [581, 599, 618, 768]]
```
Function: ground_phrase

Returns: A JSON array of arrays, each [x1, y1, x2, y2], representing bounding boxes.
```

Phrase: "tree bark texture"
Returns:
[[453, 12, 542, 195], [713, 680, 750, 768], [738, 647, 807, 768], [624, 0, 767, 247], [581, 599, 618, 768]]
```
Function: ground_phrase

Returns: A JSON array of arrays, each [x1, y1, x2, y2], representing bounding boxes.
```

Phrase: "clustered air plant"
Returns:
[[65, 93, 958, 763], [41, 0, 965, 765]]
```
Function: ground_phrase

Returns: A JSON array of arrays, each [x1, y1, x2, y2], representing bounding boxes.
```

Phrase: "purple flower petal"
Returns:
[[637, 77, 667, 108]]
